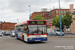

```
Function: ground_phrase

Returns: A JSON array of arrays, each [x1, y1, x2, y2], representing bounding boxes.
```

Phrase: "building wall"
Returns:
[[0, 22, 16, 31], [70, 4, 74, 13], [70, 14, 75, 34], [30, 9, 70, 20]]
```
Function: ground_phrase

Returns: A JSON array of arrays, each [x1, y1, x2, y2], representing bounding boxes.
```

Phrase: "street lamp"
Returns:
[[28, 5, 31, 20], [17, 19, 19, 24], [73, 0, 74, 4], [59, 0, 62, 37]]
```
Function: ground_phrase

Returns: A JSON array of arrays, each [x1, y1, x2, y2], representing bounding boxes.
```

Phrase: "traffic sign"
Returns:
[[50, 23, 52, 26]]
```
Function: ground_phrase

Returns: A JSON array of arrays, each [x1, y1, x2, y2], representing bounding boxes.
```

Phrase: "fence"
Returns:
[[49, 32, 75, 38]]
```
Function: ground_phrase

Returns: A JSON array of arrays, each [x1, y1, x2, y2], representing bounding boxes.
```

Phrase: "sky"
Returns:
[[0, 0, 75, 23]]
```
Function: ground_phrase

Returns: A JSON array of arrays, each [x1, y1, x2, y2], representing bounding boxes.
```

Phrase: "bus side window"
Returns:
[[18, 28, 21, 32], [23, 25, 28, 33]]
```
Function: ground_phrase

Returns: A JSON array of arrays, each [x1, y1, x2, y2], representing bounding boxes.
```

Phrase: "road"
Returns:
[[0, 36, 75, 50]]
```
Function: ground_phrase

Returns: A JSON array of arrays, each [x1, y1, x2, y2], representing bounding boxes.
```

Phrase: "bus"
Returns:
[[15, 20, 47, 42]]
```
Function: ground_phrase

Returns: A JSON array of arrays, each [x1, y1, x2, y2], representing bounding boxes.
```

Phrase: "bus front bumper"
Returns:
[[27, 37, 47, 42]]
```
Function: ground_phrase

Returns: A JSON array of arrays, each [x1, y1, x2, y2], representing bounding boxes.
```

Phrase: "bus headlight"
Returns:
[[29, 38, 32, 40], [43, 37, 46, 39]]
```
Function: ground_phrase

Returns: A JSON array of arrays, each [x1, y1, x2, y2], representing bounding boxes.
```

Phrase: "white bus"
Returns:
[[15, 20, 48, 42]]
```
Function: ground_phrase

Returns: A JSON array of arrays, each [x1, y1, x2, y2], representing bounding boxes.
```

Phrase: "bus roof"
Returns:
[[15, 21, 27, 26], [15, 20, 47, 26]]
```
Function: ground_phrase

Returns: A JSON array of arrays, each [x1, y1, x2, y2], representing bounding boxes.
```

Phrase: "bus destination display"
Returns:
[[29, 21, 45, 24]]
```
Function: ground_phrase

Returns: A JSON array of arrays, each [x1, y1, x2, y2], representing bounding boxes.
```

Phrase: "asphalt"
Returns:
[[0, 36, 75, 50]]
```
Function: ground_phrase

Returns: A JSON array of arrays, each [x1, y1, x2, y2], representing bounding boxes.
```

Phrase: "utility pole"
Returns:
[[28, 5, 31, 20], [59, 0, 62, 37], [17, 19, 19, 24]]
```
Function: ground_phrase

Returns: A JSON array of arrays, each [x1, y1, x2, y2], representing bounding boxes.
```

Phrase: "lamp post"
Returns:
[[17, 19, 19, 24], [28, 5, 31, 20], [73, 0, 74, 4], [59, 0, 62, 37]]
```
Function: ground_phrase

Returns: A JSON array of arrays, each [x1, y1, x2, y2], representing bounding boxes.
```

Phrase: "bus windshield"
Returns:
[[28, 25, 46, 34]]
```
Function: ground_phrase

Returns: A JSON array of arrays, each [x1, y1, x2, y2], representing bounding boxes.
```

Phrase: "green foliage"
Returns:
[[32, 14, 45, 20], [52, 13, 63, 28], [62, 12, 73, 26], [52, 12, 73, 30]]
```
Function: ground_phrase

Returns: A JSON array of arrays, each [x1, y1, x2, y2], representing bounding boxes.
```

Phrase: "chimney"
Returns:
[[70, 4, 74, 14]]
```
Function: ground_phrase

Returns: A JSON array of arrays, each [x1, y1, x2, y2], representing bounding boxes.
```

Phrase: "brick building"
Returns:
[[30, 9, 70, 20], [0, 21, 16, 31], [30, 8, 75, 25], [70, 4, 75, 34]]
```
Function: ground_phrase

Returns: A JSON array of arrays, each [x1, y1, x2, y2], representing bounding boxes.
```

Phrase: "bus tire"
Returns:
[[23, 35, 26, 42], [23, 35, 24, 41]]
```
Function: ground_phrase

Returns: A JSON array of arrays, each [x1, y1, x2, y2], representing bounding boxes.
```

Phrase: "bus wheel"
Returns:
[[23, 35, 24, 41], [23, 35, 26, 42]]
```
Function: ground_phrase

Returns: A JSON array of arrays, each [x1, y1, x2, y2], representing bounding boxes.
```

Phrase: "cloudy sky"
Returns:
[[0, 0, 74, 23]]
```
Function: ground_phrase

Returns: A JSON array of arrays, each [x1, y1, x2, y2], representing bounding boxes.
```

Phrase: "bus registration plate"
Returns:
[[35, 40, 40, 41]]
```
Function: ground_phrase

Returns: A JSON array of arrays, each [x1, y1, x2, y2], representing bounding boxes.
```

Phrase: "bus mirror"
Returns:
[[47, 25, 50, 28], [25, 26, 27, 29]]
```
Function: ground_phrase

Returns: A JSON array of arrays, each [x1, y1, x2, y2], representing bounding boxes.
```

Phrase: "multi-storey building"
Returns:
[[0, 21, 16, 31], [30, 9, 72, 24]]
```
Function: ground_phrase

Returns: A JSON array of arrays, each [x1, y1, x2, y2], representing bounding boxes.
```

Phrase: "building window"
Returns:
[[47, 13, 49, 16], [45, 13, 46, 16], [40, 13, 42, 16], [61, 10, 63, 14], [52, 11, 54, 14], [54, 11, 55, 14], [43, 13, 44, 16], [64, 10, 65, 14], [56, 10, 58, 14]]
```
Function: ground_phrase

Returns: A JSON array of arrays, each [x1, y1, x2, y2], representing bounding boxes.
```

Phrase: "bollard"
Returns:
[[65, 33, 66, 37], [50, 32, 52, 37], [71, 32, 72, 37], [55, 32, 56, 37]]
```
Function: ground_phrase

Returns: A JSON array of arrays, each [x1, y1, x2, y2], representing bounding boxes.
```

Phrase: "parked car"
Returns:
[[1, 30, 5, 34], [4, 31, 10, 35], [10, 31, 15, 37], [0, 33, 2, 37], [0, 30, 2, 36], [50, 29, 64, 36]]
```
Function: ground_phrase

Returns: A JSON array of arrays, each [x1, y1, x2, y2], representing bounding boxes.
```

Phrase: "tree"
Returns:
[[52, 12, 73, 30], [32, 14, 45, 20], [52, 13, 64, 29], [62, 12, 73, 26]]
